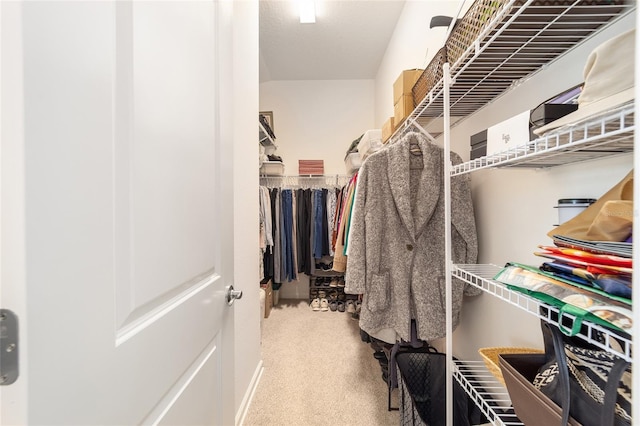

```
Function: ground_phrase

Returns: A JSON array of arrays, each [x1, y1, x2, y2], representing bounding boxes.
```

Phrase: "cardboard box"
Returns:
[[382, 117, 395, 143], [393, 69, 423, 104], [487, 110, 535, 156], [260, 279, 273, 318], [394, 94, 414, 128]]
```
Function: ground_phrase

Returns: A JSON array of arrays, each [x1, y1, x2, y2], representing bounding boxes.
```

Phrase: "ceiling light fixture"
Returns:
[[299, 0, 316, 24]]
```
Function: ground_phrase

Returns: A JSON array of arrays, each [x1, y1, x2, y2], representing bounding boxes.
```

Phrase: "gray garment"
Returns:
[[344, 132, 480, 342], [273, 189, 281, 283]]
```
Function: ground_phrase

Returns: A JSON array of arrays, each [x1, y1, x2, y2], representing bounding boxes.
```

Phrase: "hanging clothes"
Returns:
[[344, 132, 480, 342], [333, 173, 358, 272], [260, 176, 350, 282], [281, 189, 298, 282], [296, 188, 312, 275], [271, 188, 282, 288]]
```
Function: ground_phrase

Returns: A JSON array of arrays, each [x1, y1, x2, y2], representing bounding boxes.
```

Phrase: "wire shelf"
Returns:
[[259, 122, 277, 149], [452, 264, 632, 361], [452, 101, 634, 174], [259, 174, 351, 188], [453, 360, 522, 426], [393, 0, 635, 143]]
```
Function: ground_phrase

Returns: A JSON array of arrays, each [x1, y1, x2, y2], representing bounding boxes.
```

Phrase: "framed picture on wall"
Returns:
[[260, 111, 274, 133]]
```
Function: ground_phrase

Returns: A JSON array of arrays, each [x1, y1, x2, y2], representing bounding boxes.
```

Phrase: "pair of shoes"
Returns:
[[320, 298, 329, 312], [310, 298, 321, 311], [337, 301, 346, 312], [315, 262, 333, 271], [346, 300, 356, 314]]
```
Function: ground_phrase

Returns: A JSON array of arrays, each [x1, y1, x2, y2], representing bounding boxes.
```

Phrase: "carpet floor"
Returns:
[[243, 299, 399, 426]]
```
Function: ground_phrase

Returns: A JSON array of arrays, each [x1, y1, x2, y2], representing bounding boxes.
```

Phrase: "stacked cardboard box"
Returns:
[[382, 117, 395, 144], [393, 69, 422, 127]]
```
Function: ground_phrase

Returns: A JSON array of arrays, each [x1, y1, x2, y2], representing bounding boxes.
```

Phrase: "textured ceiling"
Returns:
[[259, 1, 406, 82]]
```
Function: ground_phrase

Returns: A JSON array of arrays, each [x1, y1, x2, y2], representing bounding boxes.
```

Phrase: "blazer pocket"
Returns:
[[367, 271, 390, 312]]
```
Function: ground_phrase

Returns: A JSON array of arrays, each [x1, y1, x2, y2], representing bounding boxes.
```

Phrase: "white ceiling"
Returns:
[[259, 1, 406, 82]]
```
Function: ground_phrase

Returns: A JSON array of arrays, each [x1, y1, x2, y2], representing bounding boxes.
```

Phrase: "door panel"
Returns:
[[1, 1, 234, 424]]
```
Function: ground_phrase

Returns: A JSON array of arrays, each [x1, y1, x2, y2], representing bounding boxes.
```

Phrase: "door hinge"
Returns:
[[0, 309, 19, 385]]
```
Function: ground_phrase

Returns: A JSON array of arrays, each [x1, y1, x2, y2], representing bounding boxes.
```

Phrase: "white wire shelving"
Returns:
[[259, 121, 277, 149], [391, 0, 635, 144], [389, 2, 637, 424], [453, 264, 632, 362], [259, 174, 351, 188], [452, 101, 634, 174], [453, 361, 522, 426]]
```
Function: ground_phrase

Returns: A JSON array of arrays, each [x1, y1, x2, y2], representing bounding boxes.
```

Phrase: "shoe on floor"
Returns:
[[310, 298, 321, 311], [337, 301, 346, 312], [329, 300, 338, 311], [320, 298, 329, 312], [346, 300, 356, 314]]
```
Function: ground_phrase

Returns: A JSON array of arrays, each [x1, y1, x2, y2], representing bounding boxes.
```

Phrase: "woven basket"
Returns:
[[479, 347, 544, 386], [412, 46, 447, 108], [446, 0, 624, 74], [446, 0, 508, 73]]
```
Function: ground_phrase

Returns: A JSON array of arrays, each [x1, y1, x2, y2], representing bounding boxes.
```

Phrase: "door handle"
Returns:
[[226, 285, 243, 306]]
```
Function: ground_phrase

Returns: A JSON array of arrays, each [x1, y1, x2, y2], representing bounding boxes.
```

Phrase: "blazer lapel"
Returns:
[[387, 134, 414, 238], [414, 139, 442, 239]]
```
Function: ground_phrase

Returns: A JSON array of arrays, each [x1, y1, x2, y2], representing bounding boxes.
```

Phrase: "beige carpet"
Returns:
[[243, 299, 399, 426]]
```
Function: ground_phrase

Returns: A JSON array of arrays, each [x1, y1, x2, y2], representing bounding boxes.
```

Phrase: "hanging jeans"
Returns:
[[281, 189, 296, 282], [313, 189, 325, 259]]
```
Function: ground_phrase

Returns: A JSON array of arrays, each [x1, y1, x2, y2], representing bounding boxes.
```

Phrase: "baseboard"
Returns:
[[235, 359, 264, 426]]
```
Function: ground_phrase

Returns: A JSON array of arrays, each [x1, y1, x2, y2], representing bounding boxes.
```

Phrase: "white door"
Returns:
[[0, 1, 237, 425]]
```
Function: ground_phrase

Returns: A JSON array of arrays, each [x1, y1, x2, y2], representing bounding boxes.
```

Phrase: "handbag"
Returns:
[[533, 321, 632, 426]]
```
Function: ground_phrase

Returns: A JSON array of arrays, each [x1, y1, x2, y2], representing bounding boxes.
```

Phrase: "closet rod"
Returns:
[[259, 174, 351, 188]]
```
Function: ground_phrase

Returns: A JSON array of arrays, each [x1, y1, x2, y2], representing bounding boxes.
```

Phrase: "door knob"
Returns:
[[226, 285, 243, 306]]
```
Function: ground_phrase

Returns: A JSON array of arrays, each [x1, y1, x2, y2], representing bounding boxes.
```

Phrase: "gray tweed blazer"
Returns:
[[345, 132, 480, 342]]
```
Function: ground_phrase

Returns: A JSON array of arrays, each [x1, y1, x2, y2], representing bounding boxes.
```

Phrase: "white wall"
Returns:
[[374, 1, 468, 127], [259, 79, 375, 299], [260, 79, 375, 174], [373, 6, 635, 360], [232, 0, 263, 422]]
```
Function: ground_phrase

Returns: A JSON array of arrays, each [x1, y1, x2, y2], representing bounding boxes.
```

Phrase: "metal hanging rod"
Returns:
[[259, 174, 351, 188]]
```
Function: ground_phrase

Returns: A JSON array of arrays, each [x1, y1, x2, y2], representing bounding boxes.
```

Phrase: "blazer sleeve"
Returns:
[[344, 165, 368, 295], [450, 152, 481, 296]]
